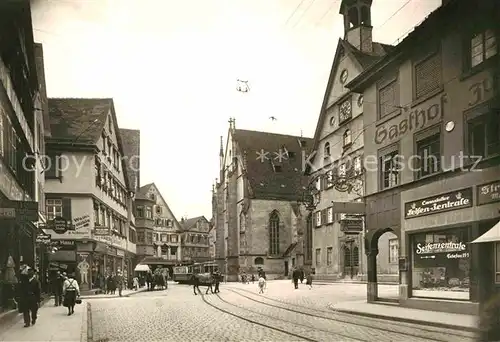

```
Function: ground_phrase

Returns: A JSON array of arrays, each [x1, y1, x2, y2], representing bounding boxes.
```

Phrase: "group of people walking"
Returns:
[[292, 267, 313, 289], [50, 270, 81, 316]]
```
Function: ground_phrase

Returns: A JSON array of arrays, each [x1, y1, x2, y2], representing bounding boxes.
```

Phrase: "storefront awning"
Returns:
[[472, 220, 500, 244], [134, 264, 151, 272]]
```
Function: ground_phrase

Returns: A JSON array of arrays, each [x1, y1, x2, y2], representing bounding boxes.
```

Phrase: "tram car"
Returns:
[[173, 262, 219, 283]]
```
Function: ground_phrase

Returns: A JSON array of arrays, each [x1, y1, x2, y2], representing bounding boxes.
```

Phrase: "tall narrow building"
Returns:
[[308, 0, 397, 281]]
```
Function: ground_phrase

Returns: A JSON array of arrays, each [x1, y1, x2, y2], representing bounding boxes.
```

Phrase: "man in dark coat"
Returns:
[[19, 267, 41, 327], [51, 271, 64, 306], [292, 267, 300, 289]]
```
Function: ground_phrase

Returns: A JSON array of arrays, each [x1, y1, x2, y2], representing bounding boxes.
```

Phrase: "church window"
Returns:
[[269, 211, 280, 255]]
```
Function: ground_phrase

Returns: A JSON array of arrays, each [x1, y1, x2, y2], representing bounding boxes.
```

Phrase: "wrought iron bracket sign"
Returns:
[[404, 188, 473, 219], [50, 217, 73, 234]]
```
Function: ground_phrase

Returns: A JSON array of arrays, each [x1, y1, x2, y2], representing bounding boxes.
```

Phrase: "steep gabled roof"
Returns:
[[120, 128, 140, 192], [46, 97, 131, 190], [47, 98, 112, 143], [311, 39, 392, 152], [232, 129, 312, 201], [137, 182, 183, 230], [181, 216, 208, 231]]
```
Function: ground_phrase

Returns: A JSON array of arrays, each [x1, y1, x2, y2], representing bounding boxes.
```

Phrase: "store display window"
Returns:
[[411, 226, 470, 300]]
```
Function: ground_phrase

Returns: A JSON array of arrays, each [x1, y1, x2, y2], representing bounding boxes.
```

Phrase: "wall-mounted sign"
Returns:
[[415, 241, 467, 254], [107, 246, 117, 256], [405, 188, 473, 219], [340, 219, 363, 233], [36, 232, 51, 244], [13, 201, 38, 221], [94, 226, 110, 236], [374, 93, 446, 145], [477, 181, 500, 206]]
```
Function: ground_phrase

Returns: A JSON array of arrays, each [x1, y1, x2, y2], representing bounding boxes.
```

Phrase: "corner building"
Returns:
[[213, 121, 313, 280], [347, 0, 500, 314], [44, 98, 136, 291]]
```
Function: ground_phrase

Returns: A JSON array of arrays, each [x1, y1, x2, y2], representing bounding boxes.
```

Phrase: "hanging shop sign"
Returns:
[[51, 217, 73, 234], [405, 188, 473, 219], [477, 181, 500, 206], [36, 232, 51, 244]]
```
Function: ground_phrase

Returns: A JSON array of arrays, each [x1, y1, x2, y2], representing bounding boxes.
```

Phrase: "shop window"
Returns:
[[415, 128, 441, 179], [411, 226, 470, 300], [327, 247, 332, 266], [467, 110, 500, 159], [389, 238, 399, 264], [315, 248, 321, 266]]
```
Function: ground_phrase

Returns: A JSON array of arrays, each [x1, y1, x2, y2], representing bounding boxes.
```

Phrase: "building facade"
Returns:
[[136, 183, 183, 271], [347, 0, 499, 314], [208, 218, 216, 260], [44, 98, 136, 291], [180, 216, 211, 263], [213, 121, 312, 281], [0, 0, 41, 310], [308, 0, 397, 282]]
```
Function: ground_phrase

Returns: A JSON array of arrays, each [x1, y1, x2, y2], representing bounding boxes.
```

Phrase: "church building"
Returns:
[[213, 120, 313, 281]]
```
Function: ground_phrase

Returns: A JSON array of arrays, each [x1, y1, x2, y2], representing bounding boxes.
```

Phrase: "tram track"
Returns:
[[225, 287, 474, 342], [199, 292, 322, 341]]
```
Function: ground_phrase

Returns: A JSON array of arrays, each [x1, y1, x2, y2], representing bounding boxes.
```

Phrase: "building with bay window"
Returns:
[[136, 183, 183, 273], [44, 98, 137, 292], [347, 0, 499, 314], [307, 0, 397, 282], [180, 216, 210, 263]]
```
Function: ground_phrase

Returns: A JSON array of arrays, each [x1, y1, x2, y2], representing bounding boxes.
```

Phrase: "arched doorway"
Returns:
[[342, 243, 359, 279], [365, 227, 400, 302]]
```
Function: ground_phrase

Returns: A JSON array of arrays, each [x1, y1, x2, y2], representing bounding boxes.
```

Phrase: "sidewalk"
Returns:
[[0, 301, 87, 341], [79, 287, 147, 299], [329, 300, 479, 332]]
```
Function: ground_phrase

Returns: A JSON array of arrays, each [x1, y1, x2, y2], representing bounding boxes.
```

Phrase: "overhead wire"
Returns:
[[292, 0, 318, 29], [284, 0, 308, 26], [314, 0, 340, 27]]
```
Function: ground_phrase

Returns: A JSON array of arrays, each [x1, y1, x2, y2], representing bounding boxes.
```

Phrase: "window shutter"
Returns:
[[45, 154, 57, 178], [321, 209, 327, 226], [415, 53, 441, 99], [312, 212, 317, 227], [62, 198, 72, 221]]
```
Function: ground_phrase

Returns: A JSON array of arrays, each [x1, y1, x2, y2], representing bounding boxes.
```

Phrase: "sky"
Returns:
[[30, 0, 442, 219]]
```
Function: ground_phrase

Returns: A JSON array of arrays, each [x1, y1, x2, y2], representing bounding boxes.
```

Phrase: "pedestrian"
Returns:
[[133, 276, 139, 291], [251, 274, 255, 284], [115, 271, 124, 296], [62, 273, 80, 316], [292, 267, 299, 289], [300, 269, 304, 284], [18, 266, 41, 327], [258, 275, 266, 294], [213, 271, 221, 293], [51, 271, 64, 306], [306, 272, 313, 290]]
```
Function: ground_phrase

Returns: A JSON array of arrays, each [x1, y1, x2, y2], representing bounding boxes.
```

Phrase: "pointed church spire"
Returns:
[[219, 135, 223, 157]]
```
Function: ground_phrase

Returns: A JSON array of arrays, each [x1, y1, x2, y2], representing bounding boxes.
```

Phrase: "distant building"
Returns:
[[136, 183, 183, 273], [213, 120, 313, 281], [44, 98, 136, 291], [180, 216, 211, 263]]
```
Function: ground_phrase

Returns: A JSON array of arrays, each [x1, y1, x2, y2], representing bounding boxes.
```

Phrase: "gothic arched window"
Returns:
[[269, 211, 280, 255]]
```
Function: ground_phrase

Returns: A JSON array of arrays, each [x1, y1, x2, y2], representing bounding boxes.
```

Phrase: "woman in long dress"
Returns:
[[62, 273, 80, 316]]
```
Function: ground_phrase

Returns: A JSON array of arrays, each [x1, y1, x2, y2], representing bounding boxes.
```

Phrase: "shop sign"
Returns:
[[107, 246, 117, 256], [405, 188, 473, 219], [477, 181, 500, 206], [117, 249, 125, 257], [415, 241, 467, 254], [94, 226, 110, 236], [51, 217, 73, 234], [340, 219, 363, 233], [36, 232, 51, 244], [52, 240, 75, 247]]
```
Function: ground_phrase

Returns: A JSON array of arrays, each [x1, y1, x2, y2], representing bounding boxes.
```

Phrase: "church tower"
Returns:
[[339, 0, 373, 53]]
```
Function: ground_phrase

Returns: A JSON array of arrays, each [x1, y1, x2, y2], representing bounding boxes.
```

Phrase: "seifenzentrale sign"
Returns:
[[405, 188, 473, 219]]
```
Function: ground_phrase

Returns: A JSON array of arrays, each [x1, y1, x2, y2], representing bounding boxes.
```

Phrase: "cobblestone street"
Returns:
[[90, 281, 477, 342]]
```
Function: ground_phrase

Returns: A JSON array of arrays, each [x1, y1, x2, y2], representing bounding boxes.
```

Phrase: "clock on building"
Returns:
[[340, 69, 348, 84], [339, 99, 352, 123]]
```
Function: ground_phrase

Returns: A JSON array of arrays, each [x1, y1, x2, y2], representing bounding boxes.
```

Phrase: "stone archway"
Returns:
[[365, 227, 400, 302]]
